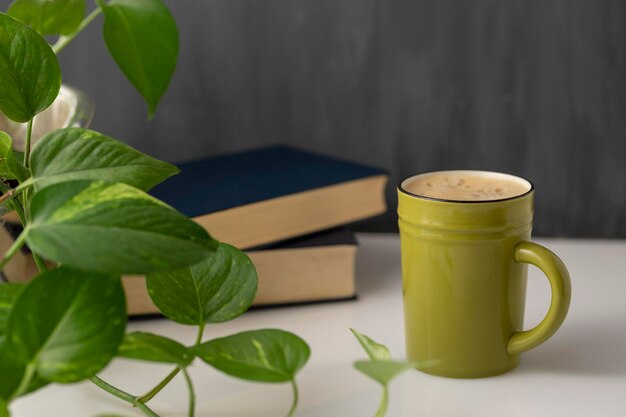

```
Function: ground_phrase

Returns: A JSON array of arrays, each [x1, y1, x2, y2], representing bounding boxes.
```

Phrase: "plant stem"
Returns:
[[182, 368, 195, 417], [137, 367, 181, 403], [286, 380, 299, 417], [374, 385, 389, 417], [137, 323, 206, 404], [9, 199, 26, 225], [195, 322, 205, 345], [32, 252, 49, 272], [0, 189, 15, 206], [23, 119, 33, 168], [7, 192, 48, 273], [14, 178, 35, 194], [88, 375, 160, 417], [0, 228, 28, 271], [52, 7, 103, 54]]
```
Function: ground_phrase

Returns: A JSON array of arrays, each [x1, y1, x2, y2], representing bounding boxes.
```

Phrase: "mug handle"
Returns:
[[507, 241, 572, 356]]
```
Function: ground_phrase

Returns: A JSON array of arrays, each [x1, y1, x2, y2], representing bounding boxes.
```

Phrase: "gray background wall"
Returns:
[[9, 1, 626, 236]]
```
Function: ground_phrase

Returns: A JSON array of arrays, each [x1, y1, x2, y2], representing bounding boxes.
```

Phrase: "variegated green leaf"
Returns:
[[118, 331, 192, 365], [30, 128, 179, 191], [25, 180, 217, 274], [146, 243, 257, 325], [5, 267, 126, 383], [193, 329, 310, 383]]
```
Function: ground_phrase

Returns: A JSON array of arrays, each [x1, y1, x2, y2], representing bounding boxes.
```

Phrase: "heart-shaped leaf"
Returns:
[[353, 360, 413, 385], [29, 128, 179, 191], [101, 0, 178, 117], [5, 267, 127, 383], [8, 0, 85, 36], [192, 329, 310, 383], [0, 283, 24, 336], [118, 331, 192, 365], [0, 13, 61, 122], [146, 243, 257, 325], [25, 180, 217, 274], [350, 328, 391, 362], [351, 330, 414, 417]]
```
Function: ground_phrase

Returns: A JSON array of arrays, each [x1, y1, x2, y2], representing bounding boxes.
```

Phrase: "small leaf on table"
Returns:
[[192, 329, 310, 383], [0, 283, 24, 336], [25, 180, 217, 274], [351, 328, 391, 361], [0, 13, 61, 122], [29, 128, 179, 191], [100, 0, 178, 117], [118, 331, 192, 366], [8, 0, 85, 36], [146, 243, 257, 325], [354, 360, 414, 385], [4, 267, 127, 383], [351, 329, 414, 417]]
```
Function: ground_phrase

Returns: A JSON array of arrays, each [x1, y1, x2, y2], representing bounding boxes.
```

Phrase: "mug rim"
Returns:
[[398, 170, 535, 204]]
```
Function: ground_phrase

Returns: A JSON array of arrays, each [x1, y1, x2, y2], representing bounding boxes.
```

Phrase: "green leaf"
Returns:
[[29, 128, 179, 191], [146, 243, 257, 325], [0, 132, 28, 181], [350, 328, 391, 361], [192, 329, 310, 383], [5, 267, 127, 383], [0, 13, 61, 122], [101, 0, 178, 117], [0, 349, 49, 401], [118, 331, 192, 365], [25, 180, 217, 274], [8, 0, 85, 36], [0, 341, 25, 399], [0, 339, 49, 400], [0, 132, 15, 179], [0, 283, 24, 336], [0, 398, 8, 417], [353, 360, 413, 385]]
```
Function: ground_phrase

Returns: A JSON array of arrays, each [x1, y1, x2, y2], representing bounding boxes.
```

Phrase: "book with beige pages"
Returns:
[[0, 224, 358, 315]]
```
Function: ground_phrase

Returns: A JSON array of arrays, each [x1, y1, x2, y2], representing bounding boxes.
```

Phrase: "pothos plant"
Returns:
[[0, 2, 414, 417], [0, 1, 311, 417]]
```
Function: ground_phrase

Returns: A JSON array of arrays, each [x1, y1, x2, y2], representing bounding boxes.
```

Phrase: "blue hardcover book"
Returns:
[[150, 146, 387, 249]]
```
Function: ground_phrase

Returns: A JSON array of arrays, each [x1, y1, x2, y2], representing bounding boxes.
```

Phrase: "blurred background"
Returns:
[[26, 1, 626, 237]]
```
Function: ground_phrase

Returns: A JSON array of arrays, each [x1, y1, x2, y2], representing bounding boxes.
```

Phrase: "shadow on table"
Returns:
[[517, 317, 626, 377]]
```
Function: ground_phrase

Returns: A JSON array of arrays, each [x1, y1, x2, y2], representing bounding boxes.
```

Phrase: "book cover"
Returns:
[[149, 146, 387, 249]]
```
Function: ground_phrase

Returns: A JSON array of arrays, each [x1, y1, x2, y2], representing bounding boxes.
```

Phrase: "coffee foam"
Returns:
[[402, 171, 531, 201]]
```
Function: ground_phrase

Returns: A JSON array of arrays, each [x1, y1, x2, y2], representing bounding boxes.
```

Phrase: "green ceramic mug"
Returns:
[[397, 170, 571, 378]]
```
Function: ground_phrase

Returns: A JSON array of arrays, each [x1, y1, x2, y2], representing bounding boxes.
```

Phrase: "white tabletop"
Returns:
[[11, 234, 626, 417]]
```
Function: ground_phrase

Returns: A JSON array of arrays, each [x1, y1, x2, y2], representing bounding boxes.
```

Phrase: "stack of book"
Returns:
[[0, 146, 388, 314]]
